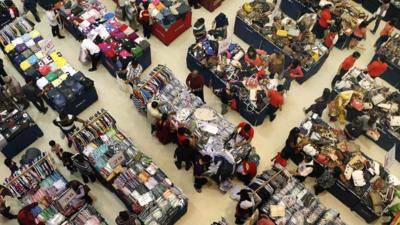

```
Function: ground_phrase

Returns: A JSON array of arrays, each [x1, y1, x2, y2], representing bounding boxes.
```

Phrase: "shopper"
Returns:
[[267, 52, 285, 78], [146, 100, 162, 135], [312, 4, 333, 39], [20, 147, 41, 165], [220, 87, 232, 115], [0, 58, 8, 85], [304, 88, 331, 117], [266, 85, 285, 122], [293, 155, 314, 182], [72, 154, 97, 183], [331, 51, 361, 87], [61, 151, 76, 173], [177, 126, 195, 146], [236, 160, 257, 185], [53, 112, 86, 147], [281, 127, 304, 164], [67, 180, 93, 204], [283, 59, 303, 91], [4, 158, 19, 174], [212, 13, 229, 38], [45, 5, 65, 39], [115, 211, 140, 225], [17, 202, 43, 225], [324, 27, 338, 49], [358, 111, 378, 132], [0, 191, 16, 220], [235, 189, 255, 224], [155, 114, 174, 144], [193, 154, 212, 193], [22, 77, 48, 114], [139, 2, 151, 39], [349, 21, 368, 49], [314, 166, 341, 195], [366, 55, 388, 78], [49, 140, 63, 159], [344, 118, 364, 140], [174, 139, 195, 170], [188, 0, 200, 9], [233, 122, 254, 147], [186, 69, 205, 102], [3, 76, 28, 107], [374, 19, 395, 51], [22, 0, 40, 22], [81, 38, 101, 72], [366, 0, 390, 34], [125, 0, 140, 31], [117, 59, 143, 93]]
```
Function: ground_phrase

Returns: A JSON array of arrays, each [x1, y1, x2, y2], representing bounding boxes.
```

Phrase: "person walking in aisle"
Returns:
[[193, 155, 212, 193], [147, 100, 162, 135], [186, 69, 205, 102], [349, 21, 368, 49], [266, 85, 284, 122], [45, 5, 65, 39], [22, 77, 48, 114], [72, 154, 97, 183], [3, 76, 29, 108], [67, 180, 93, 204], [366, 0, 390, 34], [81, 38, 101, 72], [331, 51, 361, 87], [0, 58, 9, 85], [314, 166, 341, 195], [365, 55, 388, 78], [115, 211, 141, 225], [283, 59, 303, 91], [304, 88, 332, 117], [53, 112, 86, 147], [125, 0, 140, 31], [174, 139, 195, 170], [61, 151, 76, 173], [139, 2, 151, 39], [22, 0, 41, 22], [374, 19, 395, 51]]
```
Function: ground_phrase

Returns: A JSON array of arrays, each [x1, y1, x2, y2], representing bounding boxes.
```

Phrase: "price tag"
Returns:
[[58, 188, 77, 209], [39, 38, 55, 56], [108, 151, 125, 169]]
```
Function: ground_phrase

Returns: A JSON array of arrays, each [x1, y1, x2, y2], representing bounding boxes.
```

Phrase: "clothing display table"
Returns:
[[199, 0, 223, 12], [374, 36, 400, 89], [151, 11, 192, 46], [280, 0, 315, 20], [186, 52, 269, 126], [71, 109, 188, 225], [234, 16, 328, 84], [3, 153, 108, 224]]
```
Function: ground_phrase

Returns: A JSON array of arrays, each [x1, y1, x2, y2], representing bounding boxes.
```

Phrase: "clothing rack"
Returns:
[[252, 169, 285, 194], [5, 154, 52, 188], [71, 110, 109, 137], [137, 64, 167, 90]]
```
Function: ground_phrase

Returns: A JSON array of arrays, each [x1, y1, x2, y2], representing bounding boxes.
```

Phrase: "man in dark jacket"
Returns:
[[174, 139, 195, 170], [0, 59, 8, 85], [23, 0, 41, 22], [22, 77, 48, 114], [115, 211, 140, 225]]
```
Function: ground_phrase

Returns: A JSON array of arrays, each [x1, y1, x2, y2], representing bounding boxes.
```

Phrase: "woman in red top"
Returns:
[[234, 122, 254, 147], [331, 51, 361, 87], [312, 4, 333, 39], [349, 21, 368, 49], [155, 114, 174, 145], [283, 59, 303, 91], [375, 19, 395, 51], [366, 55, 388, 78], [324, 27, 338, 49]]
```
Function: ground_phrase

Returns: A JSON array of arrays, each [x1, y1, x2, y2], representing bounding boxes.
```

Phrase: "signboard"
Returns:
[[384, 144, 396, 170], [39, 38, 55, 56], [58, 188, 77, 209], [108, 151, 125, 169]]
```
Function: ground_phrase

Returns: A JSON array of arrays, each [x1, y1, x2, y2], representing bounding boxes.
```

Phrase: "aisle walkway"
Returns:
[[1, 0, 399, 224]]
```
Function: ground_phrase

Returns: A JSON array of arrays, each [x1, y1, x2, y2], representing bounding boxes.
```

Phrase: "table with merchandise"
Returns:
[[58, 0, 152, 75], [280, 0, 315, 20], [3, 153, 108, 225], [199, 0, 224, 12], [0, 92, 43, 159], [296, 115, 400, 223], [234, 2, 329, 84], [0, 17, 98, 115], [71, 109, 188, 225], [333, 68, 400, 162], [360, 0, 400, 29]]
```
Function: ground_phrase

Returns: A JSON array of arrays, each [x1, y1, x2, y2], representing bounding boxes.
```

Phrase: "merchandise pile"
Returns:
[[145, 0, 191, 29], [72, 109, 188, 225], [3, 153, 107, 225], [377, 34, 400, 68], [0, 17, 96, 113]]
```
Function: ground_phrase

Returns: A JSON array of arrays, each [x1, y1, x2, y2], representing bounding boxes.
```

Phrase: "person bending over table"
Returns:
[[233, 122, 254, 147], [186, 69, 205, 102]]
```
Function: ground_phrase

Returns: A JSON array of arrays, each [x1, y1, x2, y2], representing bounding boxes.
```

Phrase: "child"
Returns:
[[49, 140, 63, 159], [45, 5, 65, 39]]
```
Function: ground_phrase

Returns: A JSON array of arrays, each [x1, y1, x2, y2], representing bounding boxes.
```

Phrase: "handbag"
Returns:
[[245, 75, 258, 88], [276, 29, 288, 37]]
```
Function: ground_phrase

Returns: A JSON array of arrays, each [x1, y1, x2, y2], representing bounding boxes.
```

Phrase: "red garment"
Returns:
[[238, 122, 254, 140], [367, 60, 388, 77], [319, 9, 331, 28], [341, 55, 356, 71], [155, 120, 173, 144], [245, 55, 263, 67], [268, 90, 284, 107], [186, 74, 204, 90], [274, 152, 288, 167], [324, 32, 336, 48], [177, 133, 187, 145], [139, 9, 150, 23], [289, 66, 304, 78], [242, 161, 257, 177], [18, 203, 44, 225]]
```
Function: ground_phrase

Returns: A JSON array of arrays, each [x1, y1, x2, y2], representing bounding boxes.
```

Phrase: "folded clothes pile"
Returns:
[[145, 0, 191, 29]]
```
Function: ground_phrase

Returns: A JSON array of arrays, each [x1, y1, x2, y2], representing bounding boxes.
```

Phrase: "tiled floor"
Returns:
[[1, 0, 400, 225]]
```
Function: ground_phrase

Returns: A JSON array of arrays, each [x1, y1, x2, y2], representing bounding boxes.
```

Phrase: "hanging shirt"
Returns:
[[319, 9, 331, 28], [367, 60, 388, 77], [81, 39, 100, 55], [237, 122, 254, 140], [341, 55, 357, 71]]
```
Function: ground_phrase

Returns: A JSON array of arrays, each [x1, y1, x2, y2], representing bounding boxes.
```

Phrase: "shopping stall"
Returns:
[[71, 109, 188, 225], [333, 68, 400, 162], [58, 0, 152, 74], [294, 115, 400, 223], [199, 0, 224, 12], [360, 0, 400, 29], [131, 65, 259, 191], [0, 92, 43, 159], [234, 2, 329, 84], [280, 0, 315, 20], [0, 17, 98, 115], [233, 164, 347, 225], [373, 34, 400, 89], [3, 153, 108, 225]]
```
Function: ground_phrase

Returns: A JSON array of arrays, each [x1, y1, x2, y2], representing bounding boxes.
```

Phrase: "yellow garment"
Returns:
[[156, 3, 165, 10], [51, 78, 63, 87], [50, 51, 63, 61], [276, 29, 288, 37], [29, 30, 40, 38], [20, 60, 31, 71], [59, 74, 68, 80], [35, 51, 44, 59], [4, 44, 14, 53], [243, 3, 252, 13], [312, 52, 320, 61]]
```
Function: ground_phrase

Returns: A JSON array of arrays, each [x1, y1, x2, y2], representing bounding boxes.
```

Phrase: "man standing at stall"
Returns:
[[22, 0, 41, 22], [266, 85, 285, 122], [331, 51, 361, 87], [365, 55, 388, 78], [81, 38, 101, 72], [22, 77, 48, 114], [45, 4, 65, 39], [139, 2, 151, 39], [186, 69, 205, 102]]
